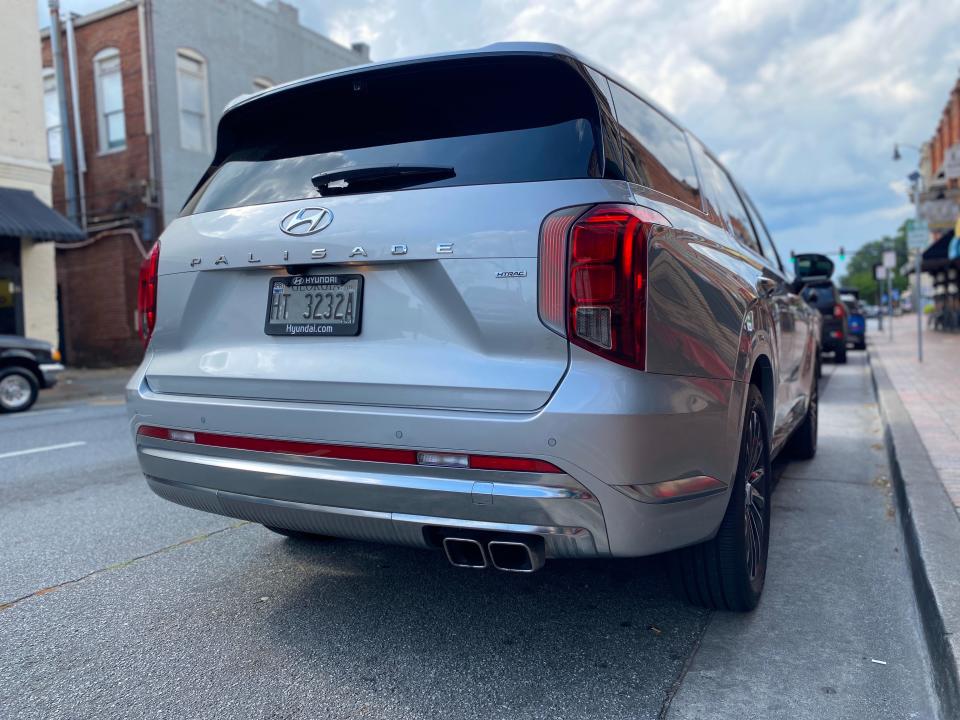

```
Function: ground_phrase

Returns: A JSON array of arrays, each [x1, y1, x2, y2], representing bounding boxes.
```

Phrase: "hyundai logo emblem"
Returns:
[[279, 207, 333, 236]]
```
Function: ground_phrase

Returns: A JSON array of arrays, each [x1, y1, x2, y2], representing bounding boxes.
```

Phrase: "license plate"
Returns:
[[264, 274, 363, 336]]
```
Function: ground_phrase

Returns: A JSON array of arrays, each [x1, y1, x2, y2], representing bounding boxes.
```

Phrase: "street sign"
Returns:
[[906, 218, 930, 249], [875, 265, 887, 280], [883, 250, 897, 269]]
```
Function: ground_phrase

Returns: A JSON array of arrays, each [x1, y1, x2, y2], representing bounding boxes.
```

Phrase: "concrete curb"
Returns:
[[868, 352, 960, 719]]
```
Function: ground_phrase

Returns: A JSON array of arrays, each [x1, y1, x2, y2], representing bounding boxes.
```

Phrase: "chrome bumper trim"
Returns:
[[38, 362, 65, 387], [146, 476, 602, 558]]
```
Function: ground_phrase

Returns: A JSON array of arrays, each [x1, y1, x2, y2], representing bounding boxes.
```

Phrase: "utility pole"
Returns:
[[906, 173, 927, 362], [888, 270, 894, 340], [49, 0, 79, 225]]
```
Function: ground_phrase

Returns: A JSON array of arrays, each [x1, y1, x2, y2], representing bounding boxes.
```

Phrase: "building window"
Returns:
[[176, 49, 209, 152], [43, 69, 62, 164], [253, 76, 274, 92], [94, 47, 126, 152]]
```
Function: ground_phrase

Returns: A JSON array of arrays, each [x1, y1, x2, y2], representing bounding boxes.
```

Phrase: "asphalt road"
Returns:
[[0, 354, 940, 719]]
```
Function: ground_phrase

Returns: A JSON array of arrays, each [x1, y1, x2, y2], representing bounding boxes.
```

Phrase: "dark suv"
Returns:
[[801, 281, 848, 363], [0, 335, 64, 412], [794, 254, 847, 364]]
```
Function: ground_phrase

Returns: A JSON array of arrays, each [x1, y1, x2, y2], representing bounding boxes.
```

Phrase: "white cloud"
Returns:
[[41, 0, 960, 261], [299, 0, 960, 260]]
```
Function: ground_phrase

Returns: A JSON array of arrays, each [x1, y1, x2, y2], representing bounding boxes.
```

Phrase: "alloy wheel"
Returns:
[[743, 408, 768, 581], [0, 374, 32, 410]]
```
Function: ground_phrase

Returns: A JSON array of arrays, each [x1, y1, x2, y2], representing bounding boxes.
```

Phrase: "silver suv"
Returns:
[[128, 43, 820, 611]]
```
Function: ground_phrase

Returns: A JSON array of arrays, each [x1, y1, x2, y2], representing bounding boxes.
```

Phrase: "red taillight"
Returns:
[[538, 208, 581, 334], [136, 426, 564, 474], [833, 303, 845, 319], [539, 204, 668, 371], [137, 241, 160, 346]]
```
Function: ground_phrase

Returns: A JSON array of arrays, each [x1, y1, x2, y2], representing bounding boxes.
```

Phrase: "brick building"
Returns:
[[42, 3, 152, 364], [917, 76, 960, 233], [916, 74, 960, 330], [42, 0, 368, 365]]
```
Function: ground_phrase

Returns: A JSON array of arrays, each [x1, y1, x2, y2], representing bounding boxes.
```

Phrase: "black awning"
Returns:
[[921, 229, 954, 272], [0, 188, 85, 242]]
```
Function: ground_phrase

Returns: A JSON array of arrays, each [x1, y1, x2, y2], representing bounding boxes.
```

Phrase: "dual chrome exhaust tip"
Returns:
[[441, 536, 546, 573]]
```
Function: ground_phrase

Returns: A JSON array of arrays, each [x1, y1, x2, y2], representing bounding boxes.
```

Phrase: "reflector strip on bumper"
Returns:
[[136, 425, 563, 474]]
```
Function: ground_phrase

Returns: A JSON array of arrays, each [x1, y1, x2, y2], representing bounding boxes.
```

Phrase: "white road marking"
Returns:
[[0, 441, 87, 460]]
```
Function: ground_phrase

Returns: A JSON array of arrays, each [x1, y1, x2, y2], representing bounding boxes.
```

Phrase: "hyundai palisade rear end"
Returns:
[[129, 43, 819, 611]]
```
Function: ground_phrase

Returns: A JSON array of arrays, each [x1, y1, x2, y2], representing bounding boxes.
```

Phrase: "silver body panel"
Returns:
[[128, 43, 820, 560], [128, 352, 741, 557]]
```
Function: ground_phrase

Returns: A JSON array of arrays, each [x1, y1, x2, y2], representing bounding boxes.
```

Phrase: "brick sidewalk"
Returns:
[[868, 315, 960, 514]]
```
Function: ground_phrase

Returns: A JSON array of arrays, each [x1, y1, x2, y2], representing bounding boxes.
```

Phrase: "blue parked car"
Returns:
[[840, 291, 866, 350]]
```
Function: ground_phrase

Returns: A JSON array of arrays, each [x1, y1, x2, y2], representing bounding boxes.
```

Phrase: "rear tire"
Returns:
[[834, 347, 847, 364], [264, 526, 334, 541], [670, 385, 771, 611], [787, 373, 818, 460], [0, 367, 39, 413]]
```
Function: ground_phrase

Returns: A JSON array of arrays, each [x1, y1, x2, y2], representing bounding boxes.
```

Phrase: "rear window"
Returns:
[[183, 56, 604, 215], [802, 283, 837, 311]]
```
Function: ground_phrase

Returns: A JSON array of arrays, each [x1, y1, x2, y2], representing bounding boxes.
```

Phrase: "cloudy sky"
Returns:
[[39, 0, 960, 272]]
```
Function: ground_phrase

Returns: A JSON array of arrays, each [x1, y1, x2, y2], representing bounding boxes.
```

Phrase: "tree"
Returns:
[[840, 221, 910, 303]]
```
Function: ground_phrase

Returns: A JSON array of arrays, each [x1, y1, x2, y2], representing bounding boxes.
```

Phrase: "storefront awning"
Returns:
[[0, 188, 85, 242], [921, 229, 954, 273]]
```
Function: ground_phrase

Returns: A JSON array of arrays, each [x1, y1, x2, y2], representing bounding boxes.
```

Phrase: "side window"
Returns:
[[43, 69, 61, 164], [93, 47, 126, 152], [177, 49, 210, 152], [693, 145, 761, 255], [742, 192, 785, 273], [586, 68, 627, 181], [608, 82, 701, 210]]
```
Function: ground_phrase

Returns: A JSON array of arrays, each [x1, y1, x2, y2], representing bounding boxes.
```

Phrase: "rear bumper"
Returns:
[[820, 324, 847, 351], [128, 348, 744, 558], [145, 472, 602, 558]]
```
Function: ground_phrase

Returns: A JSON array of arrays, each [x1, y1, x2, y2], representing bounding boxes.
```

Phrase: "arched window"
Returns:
[[93, 47, 125, 152], [176, 49, 210, 152]]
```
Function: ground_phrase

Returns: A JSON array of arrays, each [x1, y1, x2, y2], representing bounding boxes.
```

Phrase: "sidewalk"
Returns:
[[869, 316, 960, 514], [868, 314, 960, 716], [36, 366, 135, 408]]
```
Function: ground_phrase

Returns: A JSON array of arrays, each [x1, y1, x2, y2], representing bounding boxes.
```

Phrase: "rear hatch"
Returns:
[[145, 53, 626, 412]]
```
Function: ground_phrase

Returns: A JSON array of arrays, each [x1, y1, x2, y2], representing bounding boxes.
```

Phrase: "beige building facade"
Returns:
[[0, 0, 75, 347]]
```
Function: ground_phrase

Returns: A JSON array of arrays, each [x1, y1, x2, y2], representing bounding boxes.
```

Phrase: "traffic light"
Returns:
[[838, 246, 845, 261]]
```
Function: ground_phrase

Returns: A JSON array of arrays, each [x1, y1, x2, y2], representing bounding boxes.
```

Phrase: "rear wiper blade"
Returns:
[[311, 165, 456, 196]]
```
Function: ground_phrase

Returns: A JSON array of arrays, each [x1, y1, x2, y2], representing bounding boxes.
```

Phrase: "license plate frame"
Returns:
[[263, 273, 364, 337]]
